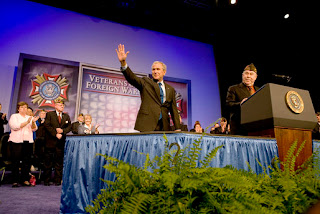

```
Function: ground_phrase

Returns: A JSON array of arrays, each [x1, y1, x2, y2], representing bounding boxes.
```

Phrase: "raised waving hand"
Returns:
[[115, 44, 130, 66]]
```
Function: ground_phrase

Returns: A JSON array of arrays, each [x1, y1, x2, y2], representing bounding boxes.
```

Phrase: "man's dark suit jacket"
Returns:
[[36, 118, 46, 139], [226, 82, 259, 135], [71, 121, 82, 134], [122, 67, 180, 132], [44, 111, 71, 148]]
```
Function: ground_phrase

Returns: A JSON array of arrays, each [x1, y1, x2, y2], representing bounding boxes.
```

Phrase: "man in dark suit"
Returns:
[[226, 63, 259, 135], [43, 99, 71, 185], [71, 113, 84, 134], [116, 44, 181, 131]]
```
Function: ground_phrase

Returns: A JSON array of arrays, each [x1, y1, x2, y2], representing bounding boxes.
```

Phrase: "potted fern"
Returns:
[[86, 132, 320, 213]]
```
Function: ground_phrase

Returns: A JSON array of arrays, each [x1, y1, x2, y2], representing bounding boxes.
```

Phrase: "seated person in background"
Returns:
[[212, 117, 229, 134], [0, 103, 8, 164], [0, 103, 8, 143], [210, 123, 220, 134], [71, 113, 84, 134], [78, 114, 99, 134], [312, 112, 320, 139], [190, 121, 204, 133], [171, 114, 188, 131]]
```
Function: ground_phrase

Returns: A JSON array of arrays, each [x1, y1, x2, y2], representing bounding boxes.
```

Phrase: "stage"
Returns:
[[59, 132, 320, 213]]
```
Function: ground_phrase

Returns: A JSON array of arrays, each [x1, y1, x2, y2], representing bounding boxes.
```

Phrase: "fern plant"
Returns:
[[85, 127, 320, 214]]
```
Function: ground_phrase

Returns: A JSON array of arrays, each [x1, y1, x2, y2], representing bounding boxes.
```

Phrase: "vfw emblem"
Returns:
[[29, 73, 69, 107]]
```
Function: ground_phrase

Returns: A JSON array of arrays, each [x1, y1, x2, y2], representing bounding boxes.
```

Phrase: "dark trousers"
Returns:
[[34, 137, 45, 168], [43, 146, 64, 184], [10, 141, 33, 183], [154, 119, 164, 131]]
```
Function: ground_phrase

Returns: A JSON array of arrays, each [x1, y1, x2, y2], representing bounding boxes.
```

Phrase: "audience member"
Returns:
[[312, 112, 320, 139], [71, 113, 84, 134], [34, 109, 46, 170], [8, 101, 38, 187], [27, 106, 36, 141], [226, 63, 259, 135], [190, 121, 204, 133], [0, 103, 8, 141], [0, 103, 8, 163], [210, 123, 220, 134], [27, 107, 34, 116], [44, 99, 71, 186], [171, 114, 188, 131], [78, 114, 99, 134], [211, 117, 229, 134]]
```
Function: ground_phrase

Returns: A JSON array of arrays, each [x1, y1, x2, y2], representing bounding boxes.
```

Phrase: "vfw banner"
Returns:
[[78, 64, 146, 133]]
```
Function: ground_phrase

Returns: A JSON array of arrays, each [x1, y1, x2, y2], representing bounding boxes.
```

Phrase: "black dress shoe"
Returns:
[[44, 182, 50, 186], [55, 182, 61, 186]]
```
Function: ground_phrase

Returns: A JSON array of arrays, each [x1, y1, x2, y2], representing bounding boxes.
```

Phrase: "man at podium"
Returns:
[[226, 63, 259, 135]]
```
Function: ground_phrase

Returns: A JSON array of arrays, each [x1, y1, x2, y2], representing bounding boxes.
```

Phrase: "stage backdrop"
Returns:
[[0, 0, 220, 131], [11, 54, 191, 133], [78, 64, 146, 133]]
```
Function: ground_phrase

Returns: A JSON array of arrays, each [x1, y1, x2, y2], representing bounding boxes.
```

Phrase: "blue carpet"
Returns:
[[0, 184, 62, 213]]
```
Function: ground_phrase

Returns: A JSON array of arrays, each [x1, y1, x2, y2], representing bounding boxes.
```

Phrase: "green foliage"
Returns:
[[86, 130, 320, 214]]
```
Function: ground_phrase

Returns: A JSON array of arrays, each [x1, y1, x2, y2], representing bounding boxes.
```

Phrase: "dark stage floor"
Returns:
[[0, 183, 61, 214]]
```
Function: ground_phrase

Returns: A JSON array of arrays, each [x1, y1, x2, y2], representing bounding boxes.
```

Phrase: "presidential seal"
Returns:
[[285, 91, 304, 114], [29, 73, 69, 107]]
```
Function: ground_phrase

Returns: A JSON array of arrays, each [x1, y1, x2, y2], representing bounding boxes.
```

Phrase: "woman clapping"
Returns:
[[8, 102, 38, 187]]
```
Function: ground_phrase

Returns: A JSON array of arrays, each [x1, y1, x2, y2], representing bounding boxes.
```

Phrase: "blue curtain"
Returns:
[[60, 133, 279, 213]]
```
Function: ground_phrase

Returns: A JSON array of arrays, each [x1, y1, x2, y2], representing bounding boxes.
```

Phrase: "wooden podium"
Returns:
[[241, 83, 317, 168]]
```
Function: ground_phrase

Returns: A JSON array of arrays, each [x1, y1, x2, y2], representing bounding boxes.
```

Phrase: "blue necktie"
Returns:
[[158, 82, 164, 104], [158, 82, 163, 120]]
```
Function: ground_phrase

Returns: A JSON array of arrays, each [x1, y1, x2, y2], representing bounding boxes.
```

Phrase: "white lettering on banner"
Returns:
[[121, 87, 140, 95], [89, 74, 95, 82], [85, 74, 139, 96], [86, 82, 120, 93]]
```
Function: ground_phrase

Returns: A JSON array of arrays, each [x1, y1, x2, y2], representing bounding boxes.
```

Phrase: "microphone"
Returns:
[[272, 74, 292, 82]]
